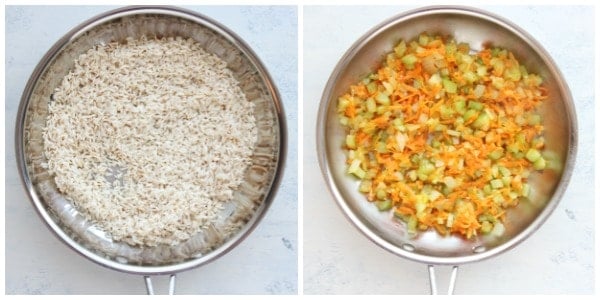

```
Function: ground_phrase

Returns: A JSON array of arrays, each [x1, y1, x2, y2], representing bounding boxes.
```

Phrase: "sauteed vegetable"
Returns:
[[337, 33, 548, 239]]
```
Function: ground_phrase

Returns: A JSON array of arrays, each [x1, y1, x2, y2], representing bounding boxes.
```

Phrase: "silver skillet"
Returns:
[[16, 6, 286, 294], [317, 6, 576, 294]]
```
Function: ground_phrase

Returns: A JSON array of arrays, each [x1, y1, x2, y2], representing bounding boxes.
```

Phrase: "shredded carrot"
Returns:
[[337, 33, 548, 239]]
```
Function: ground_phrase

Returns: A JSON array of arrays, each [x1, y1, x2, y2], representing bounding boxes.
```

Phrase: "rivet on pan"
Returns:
[[472, 245, 486, 253], [401, 243, 415, 252]]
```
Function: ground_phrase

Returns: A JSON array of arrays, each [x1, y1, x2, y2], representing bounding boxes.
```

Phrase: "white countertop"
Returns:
[[303, 5, 594, 294], [5, 5, 298, 295]]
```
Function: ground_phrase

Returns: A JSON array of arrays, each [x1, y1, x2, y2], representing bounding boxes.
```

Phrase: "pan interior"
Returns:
[[320, 9, 575, 264], [20, 9, 282, 271]]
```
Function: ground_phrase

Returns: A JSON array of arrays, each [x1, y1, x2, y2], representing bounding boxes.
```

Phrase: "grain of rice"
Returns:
[[42, 36, 257, 247]]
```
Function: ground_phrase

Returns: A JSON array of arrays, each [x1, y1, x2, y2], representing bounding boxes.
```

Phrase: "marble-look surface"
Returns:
[[5, 5, 298, 295], [303, 5, 594, 294]]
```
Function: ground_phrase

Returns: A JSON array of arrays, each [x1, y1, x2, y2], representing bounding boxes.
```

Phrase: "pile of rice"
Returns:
[[42, 36, 257, 247]]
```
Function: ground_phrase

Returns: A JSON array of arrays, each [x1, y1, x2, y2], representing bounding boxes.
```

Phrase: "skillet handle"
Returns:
[[428, 265, 458, 295], [144, 274, 176, 295]]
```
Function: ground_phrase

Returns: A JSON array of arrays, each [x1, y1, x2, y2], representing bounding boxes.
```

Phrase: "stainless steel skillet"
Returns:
[[16, 5, 286, 294], [317, 6, 576, 294]]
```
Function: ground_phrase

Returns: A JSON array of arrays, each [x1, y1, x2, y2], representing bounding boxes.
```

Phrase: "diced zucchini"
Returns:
[[493, 194, 504, 204], [463, 109, 478, 122], [445, 42, 457, 56], [346, 134, 356, 149], [463, 71, 478, 84], [533, 157, 546, 170], [339, 116, 349, 126], [401, 54, 418, 69], [453, 98, 467, 114], [428, 73, 442, 86], [366, 82, 378, 94], [376, 141, 387, 154], [488, 148, 504, 160], [498, 166, 511, 177], [457, 42, 470, 54], [491, 222, 505, 237], [377, 199, 393, 211], [472, 112, 490, 130], [359, 180, 371, 193], [468, 101, 484, 111], [521, 183, 531, 197], [418, 160, 436, 175], [531, 136, 545, 149], [490, 57, 505, 75], [480, 221, 493, 234], [504, 66, 522, 81], [407, 170, 417, 181], [375, 92, 391, 105], [491, 164, 499, 178], [527, 74, 543, 86], [439, 105, 455, 120], [348, 159, 366, 179], [525, 148, 541, 163], [366, 97, 376, 113], [483, 184, 492, 195], [338, 97, 350, 110], [473, 84, 485, 99], [490, 179, 504, 189], [476, 65, 488, 77], [382, 81, 394, 95], [491, 76, 505, 90], [446, 213, 455, 228], [501, 176, 511, 187], [394, 40, 407, 57], [528, 114, 542, 126], [442, 78, 458, 93], [407, 215, 418, 233], [376, 186, 387, 200], [507, 143, 520, 155], [418, 34, 430, 46]]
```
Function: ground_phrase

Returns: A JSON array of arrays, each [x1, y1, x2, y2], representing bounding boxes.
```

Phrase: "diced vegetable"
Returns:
[[525, 148, 541, 162], [394, 40, 407, 57], [491, 222, 505, 237], [463, 109, 478, 123], [488, 148, 504, 160], [376, 92, 391, 105], [473, 84, 485, 99], [366, 97, 376, 113], [453, 98, 467, 114], [490, 179, 504, 189], [472, 112, 490, 130], [348, 159, 366, 179], [346, 134, 356, 149], [463, 71, 478, 84], [468, 101, 484, 111], [428, 73, 442, 86], [377, 199, 393, 211], [443, 78, 457, 93], [522, 183, 531, 197], [401, 54, 418, 69], [504, 66, 522, 81], [359, 180, 371, 193], [480, 221, 493, 234], [533, 157, 546, 170], [528, 114, 542, 126]]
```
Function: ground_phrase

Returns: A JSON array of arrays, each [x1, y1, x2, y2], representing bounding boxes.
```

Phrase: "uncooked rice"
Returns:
[[42, 36, 257, 247]]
